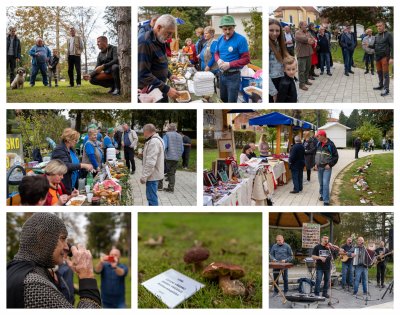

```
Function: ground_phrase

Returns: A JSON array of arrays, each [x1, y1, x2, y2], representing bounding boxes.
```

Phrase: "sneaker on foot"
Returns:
[[349, 70, 354, 74], [112, 88, 120, 96]]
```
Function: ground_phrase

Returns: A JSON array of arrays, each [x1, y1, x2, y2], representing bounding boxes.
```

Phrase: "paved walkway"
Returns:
[[272, 149, 392, 206], [130, 157, 197, 206], [298, 62, 394, 103]]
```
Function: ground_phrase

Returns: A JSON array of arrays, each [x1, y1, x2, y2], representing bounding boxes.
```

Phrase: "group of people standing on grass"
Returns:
[[6, 26, 121, 95], [269, 18, 394, 102]]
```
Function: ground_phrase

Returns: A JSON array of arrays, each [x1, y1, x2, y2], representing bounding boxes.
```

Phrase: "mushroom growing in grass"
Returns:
[[202, 262, 246, 296], [183, 246, 210, 272]]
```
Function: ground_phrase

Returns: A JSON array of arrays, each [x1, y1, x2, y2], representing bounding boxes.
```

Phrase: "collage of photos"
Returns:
[[3, 2, 397, 313]]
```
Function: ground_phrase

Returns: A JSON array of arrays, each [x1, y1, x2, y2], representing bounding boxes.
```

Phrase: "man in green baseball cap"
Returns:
[[215, 15, 250, 103]]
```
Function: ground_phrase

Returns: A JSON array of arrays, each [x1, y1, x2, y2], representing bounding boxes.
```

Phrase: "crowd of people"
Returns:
[[15, 121, 192, 207], [7, 212, 129, 308], [270, 233, 391, 299], [269, 18, 393, 102], [6, 26, 121, 95], [138, 14, 250, 103]]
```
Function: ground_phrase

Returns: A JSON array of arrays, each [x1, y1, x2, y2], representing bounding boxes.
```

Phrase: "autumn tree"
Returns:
[[242, 9, 262, 60], [86, 212, 117, 257]]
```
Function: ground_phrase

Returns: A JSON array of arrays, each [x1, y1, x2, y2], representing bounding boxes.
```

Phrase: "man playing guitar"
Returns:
[[375, 241, 389, 289], [339, 237, 354, 291]]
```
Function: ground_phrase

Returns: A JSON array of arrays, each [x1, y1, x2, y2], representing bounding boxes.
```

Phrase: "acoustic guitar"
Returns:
[[372, 251, 394, 266]]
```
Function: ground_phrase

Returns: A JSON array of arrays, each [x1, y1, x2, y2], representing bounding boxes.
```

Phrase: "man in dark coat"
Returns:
[[354, 137, 362, 159], [289, 135, 305, 193], [7, 26, 21, 85]]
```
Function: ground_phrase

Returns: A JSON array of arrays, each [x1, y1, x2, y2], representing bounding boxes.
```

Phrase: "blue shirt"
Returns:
[[70, 149, 80, 189], [216, 32, 249, 66], [104, 135, 117, 149], [85, 142, 103, 169], [200, 41, 218, 70], [97, 263, 128, 306]]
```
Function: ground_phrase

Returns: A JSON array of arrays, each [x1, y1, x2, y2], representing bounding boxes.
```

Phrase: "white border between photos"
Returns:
[[1, 0, 398, 314]]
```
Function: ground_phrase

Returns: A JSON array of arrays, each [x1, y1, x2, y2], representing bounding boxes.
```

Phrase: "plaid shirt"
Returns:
[[138, 29, 171, 94]]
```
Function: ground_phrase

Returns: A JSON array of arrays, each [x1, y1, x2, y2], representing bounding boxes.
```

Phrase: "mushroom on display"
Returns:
[[202, 262, 246, 296], [183, 246, 210, 272]]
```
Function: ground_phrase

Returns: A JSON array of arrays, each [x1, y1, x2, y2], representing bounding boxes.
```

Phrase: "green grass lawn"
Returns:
[[335, 260, 393, 279], [7, 80, 130, 103], [331, 44, 393, 74], [138, 213, 262, 308], [336, 153, 393, 206], [73, 257, 131, 308], [178, 148, 197, 172]]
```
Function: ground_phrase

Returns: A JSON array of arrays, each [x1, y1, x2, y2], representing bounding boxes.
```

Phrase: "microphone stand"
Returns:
[[327, 246, 339, 308]]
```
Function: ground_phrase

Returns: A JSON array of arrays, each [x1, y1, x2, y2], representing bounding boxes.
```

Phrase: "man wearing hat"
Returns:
[[103, 128, 119, 162], [215, 15, 250, 103], [314, 130, 339, 206]]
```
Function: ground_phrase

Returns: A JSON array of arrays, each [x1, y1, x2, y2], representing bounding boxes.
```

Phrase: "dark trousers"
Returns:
[[90, 64, 121, 90], [68, 55, 81, 86], [220, 71, 241, 103], [355, 147, 360, 159], [182, 147, 191, 168], [306, 169, 311, 181], [166, 160, 179, 190], [48, 69, 58, 86], [315, 268, 330, 296], [365, 54, 374, 72], [7, 55, 17, 84], [376, 263, 386, 286], [123, 146, 135, 172], [291, 167, 303, 192], [273, 269, 289, 293]]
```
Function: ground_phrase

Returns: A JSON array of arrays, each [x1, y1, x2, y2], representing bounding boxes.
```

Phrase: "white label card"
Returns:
[[141, 268, 205, 308]]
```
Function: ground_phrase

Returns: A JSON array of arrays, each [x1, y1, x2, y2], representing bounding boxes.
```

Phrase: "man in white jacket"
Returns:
[[140, 124, 164, 206]]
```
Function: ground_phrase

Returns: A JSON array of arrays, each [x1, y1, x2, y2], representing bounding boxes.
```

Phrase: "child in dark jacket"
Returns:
[[277, 56, 299, 103], [48, 48, 59, 87]]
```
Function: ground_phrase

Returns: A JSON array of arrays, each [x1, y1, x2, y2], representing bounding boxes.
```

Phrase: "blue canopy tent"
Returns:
[[249, 111, 315, 154], [280, 21, 294, 27]]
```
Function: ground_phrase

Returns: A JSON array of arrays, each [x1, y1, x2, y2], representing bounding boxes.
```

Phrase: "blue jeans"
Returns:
[[318, 166, 332, 203], [342, 262, 353, 287], [146, 180, 159, 206], [291, 167, 303, 192], [220, 71, 241, 103], [273, 269, 288, 293], [30, 62, 48, 86], [315, 268, 330, 296], [320, 52, 331, 73], [102, 299, 125, 308], [343, 48, 354, 73], [354, 265, 368, 294]]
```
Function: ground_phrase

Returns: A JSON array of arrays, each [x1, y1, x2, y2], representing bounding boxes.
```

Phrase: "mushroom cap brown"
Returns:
[[184, 246, 210, 264], [202, 262, 245, 279]]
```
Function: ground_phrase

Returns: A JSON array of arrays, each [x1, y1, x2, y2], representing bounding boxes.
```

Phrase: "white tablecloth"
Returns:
[[214, 178, 253, 206]]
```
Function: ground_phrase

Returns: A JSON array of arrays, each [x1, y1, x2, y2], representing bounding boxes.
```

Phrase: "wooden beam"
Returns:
[[276, 125, 281, 154]]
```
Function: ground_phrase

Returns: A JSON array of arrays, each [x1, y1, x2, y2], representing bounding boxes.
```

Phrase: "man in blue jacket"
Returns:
[[289, 135, 305, 193], [28, 38, 51, 87], [270, 235, 293, 296]]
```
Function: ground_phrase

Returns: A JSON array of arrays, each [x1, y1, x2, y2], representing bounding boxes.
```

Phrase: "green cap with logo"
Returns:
[[219, 15, 236, 28]]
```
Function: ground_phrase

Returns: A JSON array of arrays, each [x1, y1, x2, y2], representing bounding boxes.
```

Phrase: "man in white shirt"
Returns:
[[66, 27, 84, 87]]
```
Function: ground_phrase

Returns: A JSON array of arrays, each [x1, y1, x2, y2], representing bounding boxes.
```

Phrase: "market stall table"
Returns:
[[214, 178, 252, 206]]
